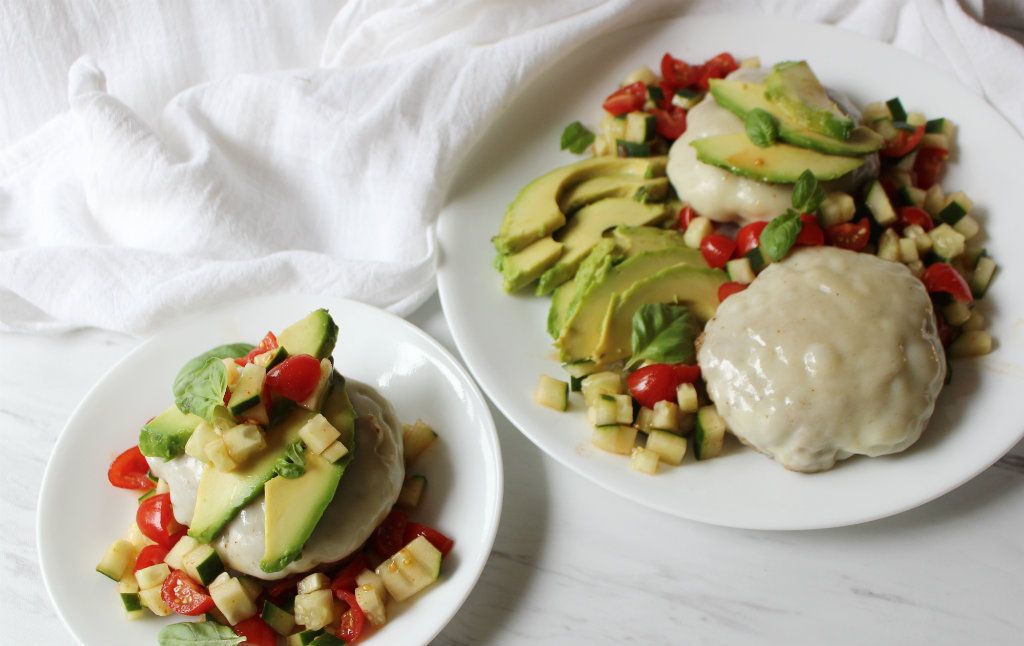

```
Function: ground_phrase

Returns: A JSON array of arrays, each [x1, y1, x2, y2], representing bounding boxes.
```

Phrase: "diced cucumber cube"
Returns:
[[397, 475, 427, 509], [646, 430, 687, 465], [286, 630, 325, 646], [117, 574, 140, 594], [906, 111, 927, 126], [862, 102, 891, 122], [898, 238, 919, 263], [970, 257, 997, 297], [223, 423, 266, 465], [630, 446, 659, 474], [293, 589, 335, 630], [402, 420, 438, 466], [205, 437, 237, 472], [253, 346, 288, 370], [903, 225, 933, 254], [589, 396, 619, 427], [211, 577, 258, 626], [119, 592, 146, 620], [635, 406, 654, 432], [877, 229, 901, 262], [298, 414, 341, 455], [953, 215, 980, 240], [819, 192, 856, 227], [865, 181, 897, 226], [923, 185, 946, 216], [297, 573, 330, 595], [885, 97, 907, 122], [942, 302, 972, 326], [356, 569, 388, 600], [651, 400, 681, 433], [237, 576, 263, 602], [694, 406, 727, 460], [950, 330, 993, 358], [683, 217, 714, 249], [139, 586, 171, 617], [228, 363, 266, 416], [96, 539, 135, 581], [355, 582, 388, 627], [929, 224, 966, 260], [725, 258, 755, 284], [320, 440, 349, 463], [309, 635, 348, 646], [182, 544, 225, 586], [676, 383, 699, 413], [534, 374, 569, 411], [262, 599, 296, 636], [185, 421, 219, 464], [135, 563, 170, 590], [164, 535, 199, 570], [745, 247, 768, 274], [624, 112, 656, 143], [623, 65, 658, 85], [922, 133, 949, 150], [963, 311, 986, 331], [591, 425, 638, 455], [297, 359, 333, 411], [937, 200, 967, 226], [126, 522, 155, 551], [581, 371, 624, 407], [607, 393, 634, 424]]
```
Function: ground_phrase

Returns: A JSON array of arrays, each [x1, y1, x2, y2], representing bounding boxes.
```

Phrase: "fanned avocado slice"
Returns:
[[278, 309, 338, 360], [764, 61, 855, 141], [690, 133, 864, 184]]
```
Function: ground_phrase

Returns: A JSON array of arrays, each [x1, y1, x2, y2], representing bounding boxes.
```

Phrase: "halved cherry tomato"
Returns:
[[696, 52, 739, 90], [657, 80, 676, 109], [235, 331, 278, 366], [736, 221, 768, 256], [922, 263, 973, 303], [232, 616, 276, 646], [897, 206, 934, 232], [678, 206, 697, 231], [373, 510, 409, 557], [824, 218, 871, 252], [700, 234, 737, 269], [651, 106, 687, 140], [404, 523, 454, 557], [913, 147, 948, 189], [882, 124, 925, 158], [108, 446, 155, 490], [627, 363, 701, 409], [136, 493, 181, 547], [161, 570, 214, 616], [331, 553, 370, 594], [796, 214, 825, 246], [133, 544, 169, 574], [335, 589, 367, 643], [602, 81, 646, 116], [265, 354, 322, 402], [718, 281, 748, 302], [661, 53, 699, 90]]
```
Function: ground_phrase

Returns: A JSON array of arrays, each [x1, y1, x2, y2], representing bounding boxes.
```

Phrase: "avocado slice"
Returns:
[[558, 175, 669, 215], [278, 309, 338, 360], [591, 265, 726, 367], [260, 376, 357, 573], [764, 61, 855, 141], [709, 79, 883, 156], [139, 406, 204, 460], [536, 198, 669, 295], [492, 156, 666, 255], [611, 225, 689, 256], [497, 237, 564, 293], [556, 248, 707, 364], [690, 133, 864, 184]]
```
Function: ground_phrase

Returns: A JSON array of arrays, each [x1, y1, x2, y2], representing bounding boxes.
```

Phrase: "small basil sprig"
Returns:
[[744, 108, 778, 148], [791, 169, 825, 214], [275, 440, 307, 479], [158, 621, 244, 645], [759, 210, 803, 261], [560, 121, 596, 154], [173, 343, 253, 422], [628, 303, 698, 369]]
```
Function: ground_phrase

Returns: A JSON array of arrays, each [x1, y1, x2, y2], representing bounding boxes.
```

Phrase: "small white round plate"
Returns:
[[437, 15, 1024, 530], [38, 295, 502, 645]]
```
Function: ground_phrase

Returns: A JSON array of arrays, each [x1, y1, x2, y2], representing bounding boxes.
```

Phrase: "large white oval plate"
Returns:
[[38, 295, 502, 645], [437, 15, 1024, 530]]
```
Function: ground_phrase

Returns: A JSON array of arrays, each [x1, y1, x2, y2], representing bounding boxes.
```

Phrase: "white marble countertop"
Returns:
[[2, 294, 1023, 645]]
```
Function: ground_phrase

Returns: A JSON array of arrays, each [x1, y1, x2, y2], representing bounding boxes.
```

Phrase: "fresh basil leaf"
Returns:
[[744, 108, 778, 148], [791, 169, 825, 214], [275, 440, 306, 479], [158, 621, 244, 646], [760, 209, 803, 261], [173, 343, 253, 419], [628, 303, 698, 369], [560, 121, 596, 154]]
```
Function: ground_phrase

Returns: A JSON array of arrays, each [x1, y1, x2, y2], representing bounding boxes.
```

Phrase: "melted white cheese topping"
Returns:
[[148, 380, 404, 579], [667, 68, 877, 223], [697, 247, 945, 472]]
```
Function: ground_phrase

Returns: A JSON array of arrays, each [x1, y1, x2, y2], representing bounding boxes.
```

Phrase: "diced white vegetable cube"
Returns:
[[683, 216, 714, 248], [139, 587, 171, 616], [163, 535, 199, 570], [293, 589, 335, 630], [298, 414, 341, 455], [205, 437, 237, 472], [210, 577, 258, 626], [135, 563, 170, 590], [320, 440, 349, 463], [223, 424, 266, 464], [676, 383, 699, 413], [297, 573, 330, 595], [630, 446, 659, 474]]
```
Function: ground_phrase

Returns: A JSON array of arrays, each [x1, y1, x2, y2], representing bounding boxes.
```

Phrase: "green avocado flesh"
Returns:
[[260, 376, 357, 573], [709, 78, 882, 156], [556, 248, 710, 366], [278, 309, 338, 360], [139, 406, 203, 460], [492, 156, 666, 256], [690, 133, 865, 184], [764, 60, 855, 141]]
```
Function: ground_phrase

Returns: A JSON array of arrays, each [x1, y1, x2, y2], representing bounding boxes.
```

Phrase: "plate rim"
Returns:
[[36, 294, 503, 645], [436, 13, 1024, 530]]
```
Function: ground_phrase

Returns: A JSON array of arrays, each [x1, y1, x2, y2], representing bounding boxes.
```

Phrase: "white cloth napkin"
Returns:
[[0, 0, 1021, 334]]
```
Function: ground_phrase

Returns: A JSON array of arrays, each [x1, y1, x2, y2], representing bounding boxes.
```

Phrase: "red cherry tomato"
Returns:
[[235, 331, 278, 366], [897, 206, 934, 232], [133, 544, 169, 574], [824, 218, 871, 252], [161, 570, 214, 616], [232, 616, 276, 646], [796, 214, 825, 246], [660, 53, 700, 90], [335, 589, 367, 643], [265, 354, 322, 402], [913, 147, 948, 189], [718, 281, 748, 302], [403, 522, 454, 557], [108, 446, 155, 490], [602, 81, 646, 116], [736, 221, 768, 256], [136, 493, 180, 547], [922, 263, 973, 303], [331, 553, 370, 595], [627, 363, 701, 409], [696, 52, 739, 90], [882, 124, 925, 158], [373, 510, 409, 557], [700, 234, 737, 269], [651, 106, 687, 140], [657, 80, 675, 109], [678, 206, 697, 231]]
